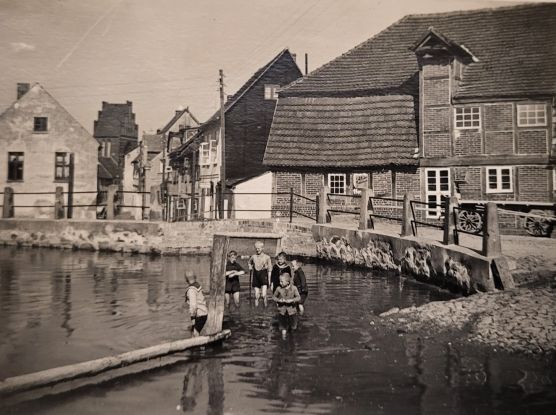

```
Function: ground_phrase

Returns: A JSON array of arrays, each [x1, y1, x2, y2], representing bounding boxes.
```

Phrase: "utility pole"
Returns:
[[218, 69, 226, 219]]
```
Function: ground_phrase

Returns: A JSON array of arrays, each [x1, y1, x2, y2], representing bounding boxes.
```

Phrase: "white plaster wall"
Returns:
[[233, 172, 272, 219]]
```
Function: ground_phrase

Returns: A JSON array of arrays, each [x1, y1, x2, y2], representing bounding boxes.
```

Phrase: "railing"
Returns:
[[368, 195, 403, 229]]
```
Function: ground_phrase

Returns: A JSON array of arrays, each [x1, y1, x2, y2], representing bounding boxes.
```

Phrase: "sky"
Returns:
[[0, 0, 547, 134]]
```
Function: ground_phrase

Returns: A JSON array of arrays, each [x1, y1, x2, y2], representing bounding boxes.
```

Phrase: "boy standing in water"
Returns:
[[184, 271, 208, 337], [225, 250, 245, 309], [291, 259, 308, 315], [272, 273, 301, 339], [248, 241, 272, 306], [270, 251, 291, 294]]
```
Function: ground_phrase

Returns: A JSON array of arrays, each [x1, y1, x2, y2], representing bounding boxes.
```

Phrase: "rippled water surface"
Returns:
[[1, 247, 555, 414]]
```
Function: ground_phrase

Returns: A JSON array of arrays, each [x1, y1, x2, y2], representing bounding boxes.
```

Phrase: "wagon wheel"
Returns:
[[457, 209, 483, 234], [524, 209, 552, 237]]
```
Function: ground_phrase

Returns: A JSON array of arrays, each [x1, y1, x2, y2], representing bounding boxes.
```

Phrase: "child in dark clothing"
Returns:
[[272, 273, 301, 340], [225, 250, 245, 309], [291, 259, 308, 315], [270, 251, 291, 294]]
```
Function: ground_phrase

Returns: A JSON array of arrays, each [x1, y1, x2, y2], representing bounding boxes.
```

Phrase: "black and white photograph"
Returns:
[[0, 0, 555, 413]]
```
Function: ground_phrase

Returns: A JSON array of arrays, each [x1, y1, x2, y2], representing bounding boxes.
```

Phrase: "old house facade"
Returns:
[[264, 3, 555, 228], [170, 49, 302, 219], [0, 83, 98, 219], [94, 101, 138, 187]]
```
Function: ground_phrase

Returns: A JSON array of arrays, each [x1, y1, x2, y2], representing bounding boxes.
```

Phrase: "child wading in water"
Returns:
[[272, 273, 301, 339], [291, 259, 308, 315], [270, 251, 291, 294], [249, 241, 272, 306], [225, 250, 245, 309], [184, 272, 208, 337]]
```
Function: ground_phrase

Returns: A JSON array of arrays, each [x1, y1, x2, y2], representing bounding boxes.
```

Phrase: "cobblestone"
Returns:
[[381, 287, 556, 355]]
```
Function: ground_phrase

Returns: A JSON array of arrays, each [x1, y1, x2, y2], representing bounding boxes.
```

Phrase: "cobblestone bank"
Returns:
[[379, 288, 556, 355]]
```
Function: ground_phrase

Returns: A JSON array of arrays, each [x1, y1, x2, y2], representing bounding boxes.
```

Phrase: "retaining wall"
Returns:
[[0, 219, 316, 257], [313, 224, 498, 294]]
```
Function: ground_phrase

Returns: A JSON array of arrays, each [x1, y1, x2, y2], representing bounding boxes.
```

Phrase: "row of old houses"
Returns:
[[1, 3, 554, 227]]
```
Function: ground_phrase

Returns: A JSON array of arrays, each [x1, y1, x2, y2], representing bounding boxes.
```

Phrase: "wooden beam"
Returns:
[[419, 155, 550, 167], [205, 234, 229, 334], [0, 330, 231, 396]]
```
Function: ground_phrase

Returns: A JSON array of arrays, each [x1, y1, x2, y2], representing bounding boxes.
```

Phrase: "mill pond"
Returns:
[[1, 246, 555, 414]]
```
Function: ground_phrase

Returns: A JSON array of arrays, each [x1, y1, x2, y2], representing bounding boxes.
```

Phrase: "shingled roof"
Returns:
[[283, 3, 556, 100], [263, 95, 418, 168]]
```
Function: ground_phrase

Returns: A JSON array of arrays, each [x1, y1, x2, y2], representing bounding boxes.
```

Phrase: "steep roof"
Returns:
[[283, 3, 556, 99], [204, 48, 299, 125], [263, 95, 418, 168], [94, 101, 138, 138]]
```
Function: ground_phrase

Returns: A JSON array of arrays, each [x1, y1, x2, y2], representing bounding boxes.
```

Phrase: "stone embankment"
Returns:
[[379, 287, 556, 355]]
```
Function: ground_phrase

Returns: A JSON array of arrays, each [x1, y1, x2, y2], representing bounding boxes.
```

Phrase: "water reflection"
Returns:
[[1, 247, 555, 415]]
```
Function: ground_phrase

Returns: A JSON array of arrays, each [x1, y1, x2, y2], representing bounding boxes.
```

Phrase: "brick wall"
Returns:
[[305, 173, 322, 198], [518, 166, 549, 201], [517, 130, 548, 154], [456, 167, 481, 199], [454, 129, 482, 155], [485, 131, 514, 154], [484, 104, 513, 131]]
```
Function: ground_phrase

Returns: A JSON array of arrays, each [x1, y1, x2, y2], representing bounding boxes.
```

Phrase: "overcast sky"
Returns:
[[0, 0, 545, 134]]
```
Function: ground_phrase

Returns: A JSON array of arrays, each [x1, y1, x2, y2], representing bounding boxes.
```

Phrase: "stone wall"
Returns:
[[313, 224, 497, 295], [0, 218, 316, 257]]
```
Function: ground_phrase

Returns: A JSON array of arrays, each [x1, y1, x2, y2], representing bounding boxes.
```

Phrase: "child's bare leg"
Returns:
[[261, 285, 268, 306], [233, 292, 240, 307], [298, 304, 304, 315], [225, 293, 230, 307]]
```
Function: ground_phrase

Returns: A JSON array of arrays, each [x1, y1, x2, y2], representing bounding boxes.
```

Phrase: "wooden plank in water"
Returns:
[[205, 234, 229, 335], [0, 329, 231, 396]]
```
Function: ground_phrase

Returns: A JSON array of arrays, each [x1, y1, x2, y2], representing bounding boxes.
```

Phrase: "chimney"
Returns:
[[17, 83, 30, 99], [291, 53, 296, 62]]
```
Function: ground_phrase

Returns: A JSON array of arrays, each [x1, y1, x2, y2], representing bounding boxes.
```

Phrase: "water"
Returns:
[[1, 247, 555, 414]]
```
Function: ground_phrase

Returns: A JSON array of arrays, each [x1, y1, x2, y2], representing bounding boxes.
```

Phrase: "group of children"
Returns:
[[184, 241, 308, 339]]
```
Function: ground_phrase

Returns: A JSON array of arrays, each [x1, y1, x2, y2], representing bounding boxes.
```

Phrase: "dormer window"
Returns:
[[454, 107, 480, 129], [264, 84, 279, 100], [34, 117, 48, 132], [517, 104, 546, 127]]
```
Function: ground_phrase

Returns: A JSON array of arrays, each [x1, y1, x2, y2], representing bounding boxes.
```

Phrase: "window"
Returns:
[[8, 152, 24, 181], [33, 117, 48, 132], [264, 84, 279, 100], [517, 104, 546, 127], [425, 168, 450, 218], [200, 142, 210, 166], [454, 107, 480, 129], [100, 141, 111, 158], [210, 139, 218, 164], [55, 152, 70, 181], [328, 173, 346, 195], [486, 167, 512, 193]]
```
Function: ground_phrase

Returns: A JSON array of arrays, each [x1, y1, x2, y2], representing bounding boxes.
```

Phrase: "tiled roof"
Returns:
[[142, 133, 164, 153], [283, 3, 556, 99], [263, 95, 418, 168], [94, 101, 138, 138]]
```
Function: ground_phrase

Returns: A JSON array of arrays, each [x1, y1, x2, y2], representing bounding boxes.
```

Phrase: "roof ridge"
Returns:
[[280, 15, 412, 94], [405, 1, 554, 20]]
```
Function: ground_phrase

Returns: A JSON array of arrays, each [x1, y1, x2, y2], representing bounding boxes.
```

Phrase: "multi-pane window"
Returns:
[[425, 168, 450, 218], [454, 107, 480, 129], [8, 152, 24, 181], [517, 104, 546, 127], [33, 117, 48, 132], [264, 84, 279, 100], [55, 152, 70, 180], [328, 173, 346, 195], [210, 139, 218, 163], [486, 167, 512, 193], [200, 142, 210, 166]]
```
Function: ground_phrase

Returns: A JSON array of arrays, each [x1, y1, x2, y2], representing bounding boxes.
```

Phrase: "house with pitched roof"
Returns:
[[94, 100, 139, 187], [264, 3, 556, 228], [170, 48, 302, 219], [0, 83, 98, 219]]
